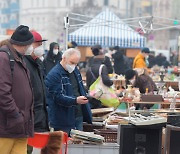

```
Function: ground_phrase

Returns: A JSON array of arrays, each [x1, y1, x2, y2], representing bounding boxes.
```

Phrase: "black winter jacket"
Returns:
[[112, 52, 131, 75], [24, 56, 49, 132], [87, 55, 113, 74], [86, 58, 113, 89], [86, 57, 113, 109], [43, 43, 62, 75]]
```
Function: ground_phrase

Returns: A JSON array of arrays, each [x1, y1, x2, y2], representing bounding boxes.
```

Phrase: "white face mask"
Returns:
[[25, 45, 33, 55], [53, 49, 59, 55], [66, 64, 76, 73], [34, 46, 44, 57]]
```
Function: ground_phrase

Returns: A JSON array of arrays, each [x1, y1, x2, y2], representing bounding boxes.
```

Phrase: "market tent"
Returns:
[[68, 9, 146, 48]]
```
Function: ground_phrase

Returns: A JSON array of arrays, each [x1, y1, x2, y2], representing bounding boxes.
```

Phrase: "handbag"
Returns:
[[89, 65, 119, 108]]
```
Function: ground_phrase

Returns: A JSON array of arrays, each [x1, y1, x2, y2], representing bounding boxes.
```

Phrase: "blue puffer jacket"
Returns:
[[45, 63, 92, 130]]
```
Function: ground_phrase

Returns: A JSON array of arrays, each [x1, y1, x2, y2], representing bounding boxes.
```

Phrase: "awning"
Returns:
[[68, 9, 146, 48]]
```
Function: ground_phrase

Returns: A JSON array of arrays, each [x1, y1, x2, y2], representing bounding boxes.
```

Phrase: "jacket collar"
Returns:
[[25, 55, 39, 67], [138, 52, 145, 59], [6, 42, 23, 63]]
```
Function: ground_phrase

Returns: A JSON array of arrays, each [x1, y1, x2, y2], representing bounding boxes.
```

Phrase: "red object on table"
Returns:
[[28, 132, 70, 154]]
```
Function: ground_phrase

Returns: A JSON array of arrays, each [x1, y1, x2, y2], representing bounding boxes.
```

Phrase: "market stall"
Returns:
[[67, 9, 146, 60]]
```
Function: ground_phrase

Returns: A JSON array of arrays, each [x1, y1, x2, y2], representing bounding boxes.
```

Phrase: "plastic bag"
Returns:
[[89, 65, 119, 108]]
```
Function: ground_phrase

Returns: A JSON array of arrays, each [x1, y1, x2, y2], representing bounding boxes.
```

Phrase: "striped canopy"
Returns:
[[68, 9, 146, 48]]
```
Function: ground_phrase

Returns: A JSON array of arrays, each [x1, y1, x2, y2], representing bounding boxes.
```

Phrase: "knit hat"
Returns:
[[31, 31, 47, 42], [125, 69, 136, 80], [10, 25, 34, 46], [141, 47, 150, 53]]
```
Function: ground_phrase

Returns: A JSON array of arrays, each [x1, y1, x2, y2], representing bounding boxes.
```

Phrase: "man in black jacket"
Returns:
[[112, 46, 131, 75], [24, 31, 49, 154], [86, 45, 113, 108], [87, 45, 113, 74]]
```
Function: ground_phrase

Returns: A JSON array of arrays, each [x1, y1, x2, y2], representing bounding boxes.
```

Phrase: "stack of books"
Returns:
[[70, 129, 104, 144]]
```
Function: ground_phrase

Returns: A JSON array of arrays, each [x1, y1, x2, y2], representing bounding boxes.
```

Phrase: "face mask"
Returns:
[[34, 46, 44, 57], [25, 45, 33, 55], [66, 64, 76, 73], [53, 49, 59, 55]]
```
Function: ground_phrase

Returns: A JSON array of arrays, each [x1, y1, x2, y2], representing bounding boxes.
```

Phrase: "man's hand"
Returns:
[[77, 96, 88, 104]]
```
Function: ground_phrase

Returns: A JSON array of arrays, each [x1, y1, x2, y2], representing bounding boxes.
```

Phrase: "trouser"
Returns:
[[75, 116, 83, 131], [54, 116, 83, 136], [0, 137, 27, 154]]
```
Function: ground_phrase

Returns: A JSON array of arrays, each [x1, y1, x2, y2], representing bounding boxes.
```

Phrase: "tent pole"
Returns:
[[64, 14, 69, 50], [66, 26, 69, 50]]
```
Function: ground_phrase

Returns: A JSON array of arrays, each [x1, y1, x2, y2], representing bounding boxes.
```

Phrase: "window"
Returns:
[[32, 0, 34, 7], [104, 0, 109, 6], [43, 0, 48, 7], [66, 0, 70, 6], [11, 0, 17, 3], [3, 16, 7, 23], [31, 17, 34, 27], [10, 14, 16, 20], [37, 0, 39, 7]]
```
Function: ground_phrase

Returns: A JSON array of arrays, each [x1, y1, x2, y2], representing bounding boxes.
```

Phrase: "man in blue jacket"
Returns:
[[45, 48, 92, 134]]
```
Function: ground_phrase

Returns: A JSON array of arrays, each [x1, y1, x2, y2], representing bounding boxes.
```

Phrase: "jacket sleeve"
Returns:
[[45, 73, 77, 107], [101, 65, 113, 87], [0, 52, 21, 118], [104, 56, 113, 74]]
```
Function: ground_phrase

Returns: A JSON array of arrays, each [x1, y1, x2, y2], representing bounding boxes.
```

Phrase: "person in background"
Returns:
[[0, 25, 34, 154], [155, 53, 166, 66], [86, 57, 113, 108], [68, 41, 78, 49], [170, 51, 178, 66], [43, 42, 62, 75], [112, 46, 131, 75], [87, 45, 113, 74], [24, 31, 49, 154], [155, 53, 171, 68], [45, 48, 92, 135], [133, 47, 150, 69], [125, 68, 157, 110], [147, 52, 156, 68]]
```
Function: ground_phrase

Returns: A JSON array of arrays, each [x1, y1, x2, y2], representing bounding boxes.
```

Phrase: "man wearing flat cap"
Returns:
[[0, 25, 34, 154], [133, 47, 150, 69]]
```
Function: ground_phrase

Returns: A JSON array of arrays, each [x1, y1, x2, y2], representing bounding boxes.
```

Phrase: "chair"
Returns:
[[28, 132, 70, 154]]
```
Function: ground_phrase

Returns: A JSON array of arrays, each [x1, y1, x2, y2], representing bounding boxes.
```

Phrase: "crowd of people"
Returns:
[[0, 25, 91, 154], [0, 24, 176, 154]]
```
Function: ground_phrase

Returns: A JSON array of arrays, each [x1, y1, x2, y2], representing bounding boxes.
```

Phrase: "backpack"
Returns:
[[0, 47, 15, 77]]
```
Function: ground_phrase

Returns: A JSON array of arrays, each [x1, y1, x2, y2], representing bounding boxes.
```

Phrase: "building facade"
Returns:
[[0, 0, 19, 35], [19, 0, 88, 49], [1, 0, 178, 51]]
